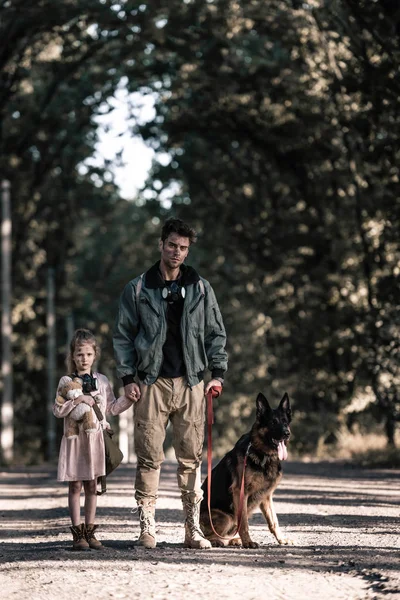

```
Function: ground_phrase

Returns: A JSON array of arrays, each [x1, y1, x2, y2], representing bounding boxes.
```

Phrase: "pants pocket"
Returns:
[[173, 416, 205, 463], [134, 419, 165, 466]]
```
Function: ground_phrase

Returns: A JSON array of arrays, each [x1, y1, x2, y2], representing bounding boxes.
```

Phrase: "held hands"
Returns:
[[125, 382, 141, 403]]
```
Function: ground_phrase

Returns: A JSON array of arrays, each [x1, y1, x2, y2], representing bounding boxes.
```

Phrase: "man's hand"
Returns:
[[125, 382, 141, 403], [205, 379, 223, 397]]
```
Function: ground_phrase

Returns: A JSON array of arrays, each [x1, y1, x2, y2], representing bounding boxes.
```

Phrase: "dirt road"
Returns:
[[0, 460, 399, 600]]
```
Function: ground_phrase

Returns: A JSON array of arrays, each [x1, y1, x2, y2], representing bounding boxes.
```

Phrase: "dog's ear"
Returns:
[[279, 393, 292, 421], [256, 393, 272, 420]]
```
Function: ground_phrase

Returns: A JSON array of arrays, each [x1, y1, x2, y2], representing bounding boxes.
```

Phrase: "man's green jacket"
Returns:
[[113, 262, 228, 388]]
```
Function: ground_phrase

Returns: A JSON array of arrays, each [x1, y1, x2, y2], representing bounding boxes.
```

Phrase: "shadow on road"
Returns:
[[0, 459, 399, 586]]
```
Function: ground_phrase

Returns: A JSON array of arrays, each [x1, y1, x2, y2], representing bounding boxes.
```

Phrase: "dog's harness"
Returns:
[[206, 389, 250, 540]]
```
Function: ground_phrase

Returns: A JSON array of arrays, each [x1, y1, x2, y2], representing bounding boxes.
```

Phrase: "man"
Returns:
[[113, 217, 228, 549]]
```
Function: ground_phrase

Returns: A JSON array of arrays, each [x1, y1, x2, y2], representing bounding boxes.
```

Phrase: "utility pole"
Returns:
[[46, 267, 56, 460], [1, 180, 13, 463]]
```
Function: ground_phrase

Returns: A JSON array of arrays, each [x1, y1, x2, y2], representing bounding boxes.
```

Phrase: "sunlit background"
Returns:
[[1, 0, 399, 466]]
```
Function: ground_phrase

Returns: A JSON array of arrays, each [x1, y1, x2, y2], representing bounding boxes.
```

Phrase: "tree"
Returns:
[[0, 0, 159, 461], [131, 0, 400, 451]]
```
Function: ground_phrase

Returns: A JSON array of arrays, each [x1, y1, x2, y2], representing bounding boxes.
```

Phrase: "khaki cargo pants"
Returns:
[[134, 377, 205, 503]]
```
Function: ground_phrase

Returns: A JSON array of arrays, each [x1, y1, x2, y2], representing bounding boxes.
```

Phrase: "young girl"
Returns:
[[53, 328, 134, 551]]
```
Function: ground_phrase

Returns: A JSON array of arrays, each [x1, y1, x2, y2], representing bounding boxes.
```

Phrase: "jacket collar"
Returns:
[[144, 261, 200, 289]]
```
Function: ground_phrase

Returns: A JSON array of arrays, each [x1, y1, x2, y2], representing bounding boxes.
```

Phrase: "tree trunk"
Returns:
[[1, 180, 13, 463]]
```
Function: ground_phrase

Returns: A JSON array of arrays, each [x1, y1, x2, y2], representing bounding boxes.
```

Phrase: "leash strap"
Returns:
[[206, 388, 248, 541], [91, 400, 107, 496]]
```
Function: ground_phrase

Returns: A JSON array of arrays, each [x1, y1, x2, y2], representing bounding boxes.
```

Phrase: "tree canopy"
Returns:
[[0, 0, 399, 462]]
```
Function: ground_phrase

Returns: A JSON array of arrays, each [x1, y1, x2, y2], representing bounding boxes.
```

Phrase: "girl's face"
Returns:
[[73, 343, 96, 374]]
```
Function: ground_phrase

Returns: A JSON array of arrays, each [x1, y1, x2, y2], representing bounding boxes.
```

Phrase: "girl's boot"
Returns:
[[85, 524, 104, 550], [70, 524, 90, 551]]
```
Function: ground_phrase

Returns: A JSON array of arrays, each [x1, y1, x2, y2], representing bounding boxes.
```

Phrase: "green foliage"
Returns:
[[1, 0, 399, 461], [0, 0, 154, 460], [132, 0, 400, 452]]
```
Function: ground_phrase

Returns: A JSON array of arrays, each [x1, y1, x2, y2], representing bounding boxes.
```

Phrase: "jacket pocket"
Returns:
[[140, 298, 160, 318], [189, 295, 204, 315], [138, 298, 161, 339], [189, 327, 207, 372]]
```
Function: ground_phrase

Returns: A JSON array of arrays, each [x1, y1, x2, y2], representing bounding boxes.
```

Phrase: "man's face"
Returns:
[[159, 233, 190, 270]]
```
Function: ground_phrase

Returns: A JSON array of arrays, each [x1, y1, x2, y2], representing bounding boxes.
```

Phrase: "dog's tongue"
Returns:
[[278, 441, 288, 461]]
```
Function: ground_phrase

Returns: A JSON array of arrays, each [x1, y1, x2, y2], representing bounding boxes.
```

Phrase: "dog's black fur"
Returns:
[[200, 392, 292, 548]]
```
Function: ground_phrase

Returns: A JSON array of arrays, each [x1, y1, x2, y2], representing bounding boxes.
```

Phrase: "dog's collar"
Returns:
[[246, 443, 268, 467]]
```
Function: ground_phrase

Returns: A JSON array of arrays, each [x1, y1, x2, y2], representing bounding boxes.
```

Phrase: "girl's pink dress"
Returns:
[[53, 372, 132, 482]]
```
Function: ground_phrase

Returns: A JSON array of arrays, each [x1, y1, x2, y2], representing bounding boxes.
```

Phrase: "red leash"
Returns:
[[206, 388, 248, 541]]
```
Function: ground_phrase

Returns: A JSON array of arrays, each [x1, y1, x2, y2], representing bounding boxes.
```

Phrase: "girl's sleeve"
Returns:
[[104, 375, 133, 416], [53, 376, 78, 418]]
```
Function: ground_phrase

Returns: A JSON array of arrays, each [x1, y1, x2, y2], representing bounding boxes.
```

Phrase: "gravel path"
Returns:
[[0, 460, 399, 600]]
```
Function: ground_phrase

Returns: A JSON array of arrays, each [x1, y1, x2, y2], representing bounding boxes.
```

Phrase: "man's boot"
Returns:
[[137, 501, 156, 548], [85, 524, 104, 550], [70, 524, 90, 551], [183, 498, 212, 549]]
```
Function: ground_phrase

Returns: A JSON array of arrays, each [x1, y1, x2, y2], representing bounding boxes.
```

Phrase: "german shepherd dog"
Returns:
[[200, 392, 292, 548]]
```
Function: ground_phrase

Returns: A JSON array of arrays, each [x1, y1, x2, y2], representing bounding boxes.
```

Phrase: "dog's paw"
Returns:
[[278, 537, 294, 546], [211, 539, 228, 548], [228, 537, 242, 547], [242, 540, 259, 549]]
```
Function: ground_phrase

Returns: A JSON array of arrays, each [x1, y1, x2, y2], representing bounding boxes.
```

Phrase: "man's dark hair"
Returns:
[[161, 218, 197, 245]]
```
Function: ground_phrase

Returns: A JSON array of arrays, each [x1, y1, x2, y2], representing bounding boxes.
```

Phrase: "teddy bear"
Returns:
[[56, 378, 97, 438]]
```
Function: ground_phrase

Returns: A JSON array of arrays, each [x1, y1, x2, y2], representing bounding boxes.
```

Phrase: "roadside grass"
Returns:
[[318, 429, 400, 468]]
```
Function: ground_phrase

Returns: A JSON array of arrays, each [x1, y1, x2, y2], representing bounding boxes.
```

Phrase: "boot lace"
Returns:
[[86, 525, 98, 541], [71, 525, 86, 542], [138, 506, 156, 537], [185, 501, 203, 536]]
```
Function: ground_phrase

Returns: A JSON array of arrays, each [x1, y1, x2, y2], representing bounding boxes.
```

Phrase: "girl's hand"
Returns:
[[83, 395, 95, 407], [124, 382, 141, 402], [76, 394, 95, 407]]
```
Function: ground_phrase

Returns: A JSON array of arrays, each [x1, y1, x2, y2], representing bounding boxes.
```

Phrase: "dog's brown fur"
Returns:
[[200, 393, 293, 548]]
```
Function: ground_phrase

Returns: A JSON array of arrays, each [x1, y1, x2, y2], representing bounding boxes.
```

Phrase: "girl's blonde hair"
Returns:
[[66, 328, 101, 373]]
